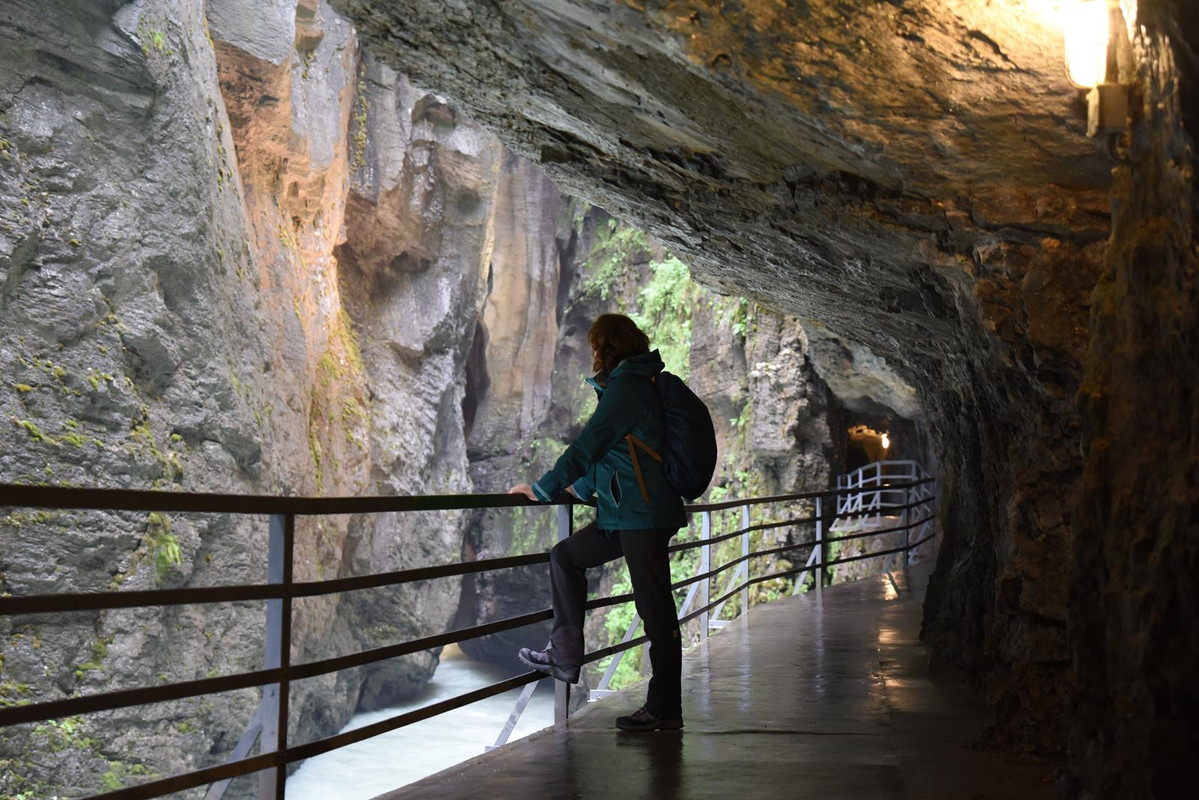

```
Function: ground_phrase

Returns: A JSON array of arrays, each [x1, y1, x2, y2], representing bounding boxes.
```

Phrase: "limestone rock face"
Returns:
[[325, 0, 1191, 776], [0, 1, 278, 794], [335, 54, 502, 711], [801, 321, 921, 420], [0, 0, 496, 794]]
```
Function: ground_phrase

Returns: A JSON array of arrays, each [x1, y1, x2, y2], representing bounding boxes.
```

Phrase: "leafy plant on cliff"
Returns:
[[143, 513, 182, 583], [579, 219, 649, 303], [632, 255, 695, 379]]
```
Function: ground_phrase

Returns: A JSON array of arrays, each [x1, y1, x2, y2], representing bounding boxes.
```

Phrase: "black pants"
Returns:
[[548, 522, 682, 719]]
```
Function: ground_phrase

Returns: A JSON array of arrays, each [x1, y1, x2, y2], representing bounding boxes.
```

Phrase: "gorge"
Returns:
[[1, 1, 1196, 798]]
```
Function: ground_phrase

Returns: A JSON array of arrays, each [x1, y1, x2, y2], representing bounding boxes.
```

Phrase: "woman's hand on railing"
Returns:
[[508, 483, 538, 501]]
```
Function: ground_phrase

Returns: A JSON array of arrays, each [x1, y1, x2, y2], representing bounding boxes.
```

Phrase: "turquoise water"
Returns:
[[287, 647, 555, 799]]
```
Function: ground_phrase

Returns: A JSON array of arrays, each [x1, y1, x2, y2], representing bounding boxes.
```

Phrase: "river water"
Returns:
[[287, 646, 555, 799]]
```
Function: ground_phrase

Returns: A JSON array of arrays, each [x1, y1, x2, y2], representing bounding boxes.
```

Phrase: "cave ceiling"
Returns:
[[329, 0, 1110, 407]]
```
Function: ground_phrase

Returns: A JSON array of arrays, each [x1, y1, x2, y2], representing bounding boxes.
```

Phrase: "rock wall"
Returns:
[[1070, 2, 1198, 796], [0, 2, 282, 794], [0, 1, 498, 794]]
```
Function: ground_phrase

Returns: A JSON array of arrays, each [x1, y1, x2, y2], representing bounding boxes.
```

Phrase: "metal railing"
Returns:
[[0, 470, 936, 799], [836, 459, 929, 520], [585, 460, 937, 702]]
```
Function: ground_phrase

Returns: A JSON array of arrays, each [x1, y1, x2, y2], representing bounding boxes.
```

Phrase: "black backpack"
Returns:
[[625, 371, 717, 501]]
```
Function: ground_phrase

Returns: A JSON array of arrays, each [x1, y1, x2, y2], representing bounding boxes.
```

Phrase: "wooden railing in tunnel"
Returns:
[[0, 472, 936, 799]]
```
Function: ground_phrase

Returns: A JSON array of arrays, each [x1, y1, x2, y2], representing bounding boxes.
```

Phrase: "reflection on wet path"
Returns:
[[378, 565, 1055, 800]]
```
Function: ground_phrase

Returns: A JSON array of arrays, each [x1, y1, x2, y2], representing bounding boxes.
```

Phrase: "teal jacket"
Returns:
[[532, 350, 686, 532]]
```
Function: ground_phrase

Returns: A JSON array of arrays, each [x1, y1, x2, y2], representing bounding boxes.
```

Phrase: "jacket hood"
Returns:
[[589, 349, 665, 388]]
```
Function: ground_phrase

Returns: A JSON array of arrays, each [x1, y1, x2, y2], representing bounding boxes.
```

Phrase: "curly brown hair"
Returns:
[[588, 313, 650, 376]]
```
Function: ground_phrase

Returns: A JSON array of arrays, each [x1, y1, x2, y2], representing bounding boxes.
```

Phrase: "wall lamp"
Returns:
[[1062, 0, 1133, 137]]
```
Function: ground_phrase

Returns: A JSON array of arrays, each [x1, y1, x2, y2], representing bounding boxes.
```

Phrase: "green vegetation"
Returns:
[[306, 310, 368, 490], [575, 216, 697, 377], [631, 254, 695, 380], [130, 422, 184, 482], [31, 716, 99, 755], [0, 510, 62, 529], [9, 415, 106, 450], [351, 72, 369, 171], [11, 417, 51, 445], [0, 677, 32, 708], [579, 220, 648, 303], [308, 427, 325, 491], [75, 636, 113, 679], [101, 760, 153, 792], [143, 513, 183, 583], [86, 369, 113, 391]]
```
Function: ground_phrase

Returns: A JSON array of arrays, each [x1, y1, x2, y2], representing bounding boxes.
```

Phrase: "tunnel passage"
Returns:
[[327, 0, 1198, 795]]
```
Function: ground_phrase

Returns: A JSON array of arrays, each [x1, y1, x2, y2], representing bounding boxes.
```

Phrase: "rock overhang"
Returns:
[[328, 0, 1111, 413]]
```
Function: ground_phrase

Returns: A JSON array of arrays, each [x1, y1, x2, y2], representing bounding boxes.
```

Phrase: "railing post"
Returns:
[[740, 505, 750, 617], [260, 513, 294, 800], [902, 484, 912, 588], [554, 503, 572, 726], [815, 494, 824, 601], [699, 511, 711, 640]]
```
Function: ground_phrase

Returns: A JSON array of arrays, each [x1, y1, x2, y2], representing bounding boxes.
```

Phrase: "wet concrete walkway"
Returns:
[[375, 564, 1055, 800]]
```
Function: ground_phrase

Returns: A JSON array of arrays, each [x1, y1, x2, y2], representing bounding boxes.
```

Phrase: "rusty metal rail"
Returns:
[[0, 473, 935, 799]]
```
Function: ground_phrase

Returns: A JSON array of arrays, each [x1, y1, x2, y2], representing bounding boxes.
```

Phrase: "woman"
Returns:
[[509, 313, 686, 732]]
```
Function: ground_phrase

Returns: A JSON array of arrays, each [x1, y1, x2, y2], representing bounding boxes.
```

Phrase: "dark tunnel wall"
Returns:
[[1070, 1, 1198, 796]]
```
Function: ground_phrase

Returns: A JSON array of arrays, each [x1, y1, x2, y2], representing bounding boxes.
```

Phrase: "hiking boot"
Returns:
[[517, 647, 580, 684], [615, 706, 684, 732]]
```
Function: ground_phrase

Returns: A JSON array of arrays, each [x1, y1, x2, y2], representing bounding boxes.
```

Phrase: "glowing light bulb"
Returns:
[[881, 433, 891, 450], [1063, 0, 1113, 88]]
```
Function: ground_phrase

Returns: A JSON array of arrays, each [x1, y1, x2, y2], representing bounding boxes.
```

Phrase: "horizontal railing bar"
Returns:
[[680, 530, 938, 627], [83, 751, 280, 800], [822, 514, 936, 546], [668, 525, 749, 553], [289, 551, 550, 600], [667, 515, 814, 553], [583, 591, 635, 611], [284, 672, 542, 763], [81, 671, 548, 799], [0, 665, 283, 728], [584, 516, 936, 613], [0, 483, 586, 516], [672, 551, 750, 592], [3, 511, 928, 618], [2, 524, 938, 728], [288, 609, 553, 682], [0, 479, 931, 518], [684, 478, 932, 513], [667, 495, 935, 555], [0, 607, 556, 728], [0, 551, 553, 616], [583, 632, 651, 665], [0, 584, 280, 616], [821, 533, 936, 571]]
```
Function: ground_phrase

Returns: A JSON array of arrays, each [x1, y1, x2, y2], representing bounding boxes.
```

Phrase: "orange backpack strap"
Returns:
[[627, 434, 663, 463], [626, 436, 651, 503]]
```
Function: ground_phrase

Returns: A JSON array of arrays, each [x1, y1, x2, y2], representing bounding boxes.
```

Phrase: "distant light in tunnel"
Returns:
[[881, 433, 891, 450], [1063, 0, 1114, 88]]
